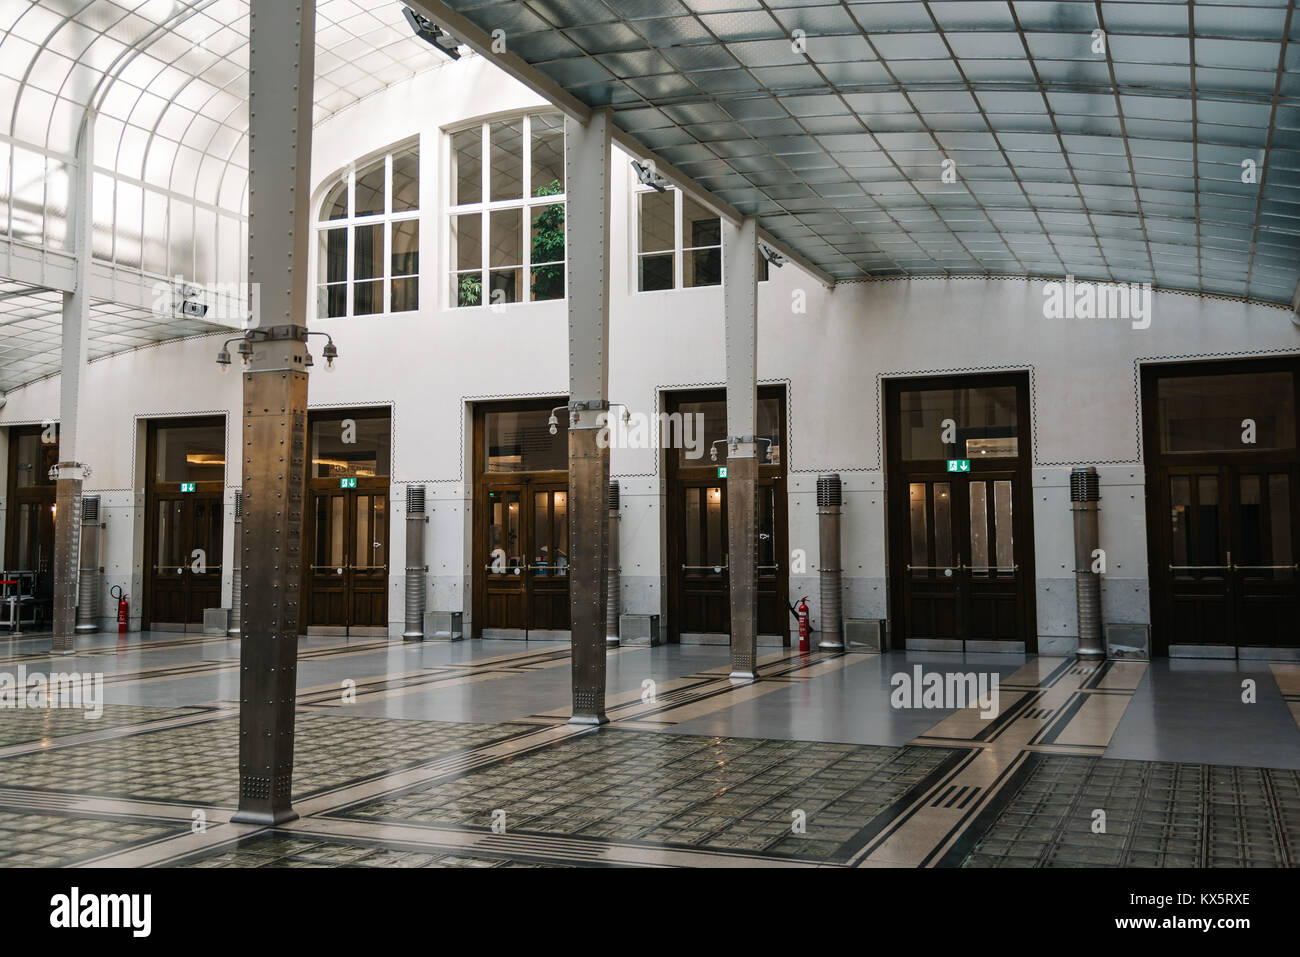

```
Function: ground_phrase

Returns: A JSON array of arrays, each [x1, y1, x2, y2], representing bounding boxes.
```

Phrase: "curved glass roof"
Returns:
[[427, 0, 1300, 304], [1, 0, 445, 277], [0, 0, 448, 394]]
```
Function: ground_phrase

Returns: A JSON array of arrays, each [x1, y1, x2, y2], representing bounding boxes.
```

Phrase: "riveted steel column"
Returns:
[[403, 486, 427, 640], [605, 480, 620, 647], [233, 0, 315, 826], [565, 110, 612, 725], [723, 217, 760, 679], [51, 108, 95, 653]]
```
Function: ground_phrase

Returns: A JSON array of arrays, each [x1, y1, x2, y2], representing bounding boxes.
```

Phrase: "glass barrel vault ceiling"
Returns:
[[436, 0, 1300, 303]]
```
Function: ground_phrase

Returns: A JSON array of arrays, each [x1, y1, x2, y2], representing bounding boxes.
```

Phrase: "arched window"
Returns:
[[316, 142, 419, 318], [448, 113, 565, 308]]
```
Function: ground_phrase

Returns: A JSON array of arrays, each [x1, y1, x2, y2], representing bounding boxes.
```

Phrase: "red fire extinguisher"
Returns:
[[112, 585, 128, 635], [796, 595, 811, 653]]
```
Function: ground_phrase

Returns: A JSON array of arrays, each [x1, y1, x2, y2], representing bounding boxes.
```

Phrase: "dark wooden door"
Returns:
[[305, 486, 389, 635], [1155, 463, 1298, 651], [677, 479, 730, 636], [886, 373, 1035, 651], [899, 475, 961, 643], [480, 481, 571, 636], [1231, 466, 1298, 650], [527, 484, 571, 635], [147, 490, 223, 628], [1142, 358, 1300, 656]]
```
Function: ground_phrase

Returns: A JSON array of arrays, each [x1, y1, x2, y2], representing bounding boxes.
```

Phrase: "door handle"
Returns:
[[1232, 563, 1298, 571], [681, 564, 727, 572]]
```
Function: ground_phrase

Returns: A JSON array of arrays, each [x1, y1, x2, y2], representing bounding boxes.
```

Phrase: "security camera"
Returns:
[[631, 159, 668, 193]]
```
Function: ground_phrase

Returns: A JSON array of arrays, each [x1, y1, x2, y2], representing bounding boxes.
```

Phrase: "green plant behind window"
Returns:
[[531, 179, 565, 301]]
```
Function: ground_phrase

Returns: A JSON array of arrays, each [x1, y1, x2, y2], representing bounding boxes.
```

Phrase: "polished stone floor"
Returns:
[[1, 630, 1298, 868]]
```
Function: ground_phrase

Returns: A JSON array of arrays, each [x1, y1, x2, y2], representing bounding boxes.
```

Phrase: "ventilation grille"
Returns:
[[816, 474, 842, 507], [1070, 466, 1100, 502], [234, 490, 243, 518], [81, 495, 100, 521], [607, 481, 620, 510]]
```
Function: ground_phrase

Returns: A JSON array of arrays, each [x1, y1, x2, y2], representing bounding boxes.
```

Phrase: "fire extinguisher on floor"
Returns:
[[112, 585, 128, 635], [796, 595, 811, 653]]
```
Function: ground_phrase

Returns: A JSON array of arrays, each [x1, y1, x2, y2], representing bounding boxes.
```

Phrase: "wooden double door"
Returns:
[[1143, 359, 1300, 657], [304, 483, 389, 635], [893, 470, 1030, 650], [665, 386, 789, 644], [1150, 463, 1297, 654], [886, 373, 1036, 652], [478, 479, 571, 638], [147, 488, 224, 628], [670, 477, 788, 641]]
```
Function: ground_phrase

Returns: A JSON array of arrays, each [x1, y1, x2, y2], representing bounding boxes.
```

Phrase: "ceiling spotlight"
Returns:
[[403, 7, 461, 59], [631, 159, 668, 193], [759, 242, 786, 268]]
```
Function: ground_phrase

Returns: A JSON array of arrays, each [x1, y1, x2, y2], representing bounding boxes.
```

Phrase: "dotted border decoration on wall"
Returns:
[[120, 409, 231, 495]]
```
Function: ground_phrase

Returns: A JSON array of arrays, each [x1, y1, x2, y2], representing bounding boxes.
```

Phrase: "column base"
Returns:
[[729, 670, 758, 680], [567, 714, 609, 726], [231, 807, 300, 826]]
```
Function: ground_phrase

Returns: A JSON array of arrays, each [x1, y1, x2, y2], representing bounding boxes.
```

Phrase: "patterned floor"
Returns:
[[340, 730, 961, 861], [951, 755, 1300, 868], [1, 635, 1297, 868], [1, 711, 532, 804]]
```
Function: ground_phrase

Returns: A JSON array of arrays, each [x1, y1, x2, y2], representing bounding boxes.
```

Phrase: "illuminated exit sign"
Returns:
[[340, 477, 357, 489], [717, 467, 728, 479], [946, 460, 970, 473], [179, 482, 196, 493]]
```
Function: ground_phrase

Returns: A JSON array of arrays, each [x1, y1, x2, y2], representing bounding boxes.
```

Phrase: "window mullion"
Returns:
[[384, 153, 392, 315]]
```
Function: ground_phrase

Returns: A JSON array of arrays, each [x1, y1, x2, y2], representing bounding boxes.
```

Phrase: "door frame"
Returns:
[[301, 406, 393, 636], [1141, 356, 1300, 657], [884, 371, 1037, 652], [4, 425, 58, 627], [142, 415, 227, 630], [664, 385, 789, 645], [470, 397, 568, 639]]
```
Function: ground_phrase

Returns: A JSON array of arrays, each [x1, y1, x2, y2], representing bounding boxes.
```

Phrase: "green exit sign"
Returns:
[[947, 459, 970, 473], [717, 467, 728, 479], [340, 477, 357, 489], [179, 482, 196, 493]]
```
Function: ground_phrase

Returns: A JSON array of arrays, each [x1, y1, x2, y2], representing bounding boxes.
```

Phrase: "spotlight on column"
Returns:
[[548, 413, 559, 435], [630, 159, 668, 193], [402, 7, 462, 59], [322, 337, 338, 370], [758, 242, 786, 268]]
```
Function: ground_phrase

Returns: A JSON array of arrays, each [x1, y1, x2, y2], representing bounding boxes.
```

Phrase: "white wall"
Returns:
[[4, 51, 1298, 645]]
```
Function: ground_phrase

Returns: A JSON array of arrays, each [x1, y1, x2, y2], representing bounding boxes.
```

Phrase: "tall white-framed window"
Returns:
[[448, 112, 566, 308], [316, 142, 419, 319], [634, 185, 769, 291]]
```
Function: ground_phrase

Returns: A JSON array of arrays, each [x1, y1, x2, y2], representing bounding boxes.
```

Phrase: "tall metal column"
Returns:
[[565, 110, 612, 725], [233, 0, 315, 825], [51, 110, 95, 654], [723, 217, 760, 679]]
